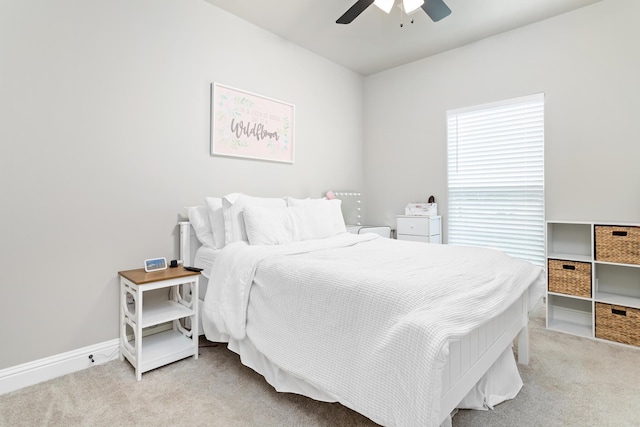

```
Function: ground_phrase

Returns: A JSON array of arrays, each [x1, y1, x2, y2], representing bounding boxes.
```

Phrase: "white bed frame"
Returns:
[[179, 221, 530, 425]]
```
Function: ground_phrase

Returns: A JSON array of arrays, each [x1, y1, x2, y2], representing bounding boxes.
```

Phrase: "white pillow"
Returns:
[[204, 197, 226, 249], [284, 196, 310, 206], [243, 205, 303, 245], [222, 193, 287, 244], [186, 206, 215, 248], [286, 198, 347, 236], [243, 201, 347, 245]]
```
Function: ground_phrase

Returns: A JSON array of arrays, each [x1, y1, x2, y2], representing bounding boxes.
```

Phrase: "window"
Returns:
[[447, 94, 544, 265]]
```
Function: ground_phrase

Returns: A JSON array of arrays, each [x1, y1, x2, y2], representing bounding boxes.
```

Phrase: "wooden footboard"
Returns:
[[439, 292, 529, 423]]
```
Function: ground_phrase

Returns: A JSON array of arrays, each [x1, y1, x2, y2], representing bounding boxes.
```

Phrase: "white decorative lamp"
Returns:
[[373, 0, 395, 14], [374, 0, 425, 15], [403, 0, 425, 14]]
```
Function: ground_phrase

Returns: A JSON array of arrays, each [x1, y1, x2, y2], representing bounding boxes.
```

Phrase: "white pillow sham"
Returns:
[[186, 206, 216, 248], [243, 205, 303, 245], [284, 196, 310, 206], [286, 197, 347, 236], [243, 200, 347, 245], [204, 197, 226, 249], [222, 193, 287, 245]]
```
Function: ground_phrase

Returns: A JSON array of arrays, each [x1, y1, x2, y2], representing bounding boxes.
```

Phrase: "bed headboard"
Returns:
[[179, 221, 200, 266]]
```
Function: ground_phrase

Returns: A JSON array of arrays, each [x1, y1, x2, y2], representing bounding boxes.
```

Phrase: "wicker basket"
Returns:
[[595, 302, 640, 347], [547, 259, 591, 298], [595, 225, 640, 265]]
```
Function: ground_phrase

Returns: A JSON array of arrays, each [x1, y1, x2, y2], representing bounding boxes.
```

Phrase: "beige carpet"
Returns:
[[1, 306, 639, 427]]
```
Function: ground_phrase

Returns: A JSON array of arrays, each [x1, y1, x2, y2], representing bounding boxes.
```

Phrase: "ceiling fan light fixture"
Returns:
[[337, 0, 450, 25], [374, 0, 395, 14], [402, 0, 425, 14]]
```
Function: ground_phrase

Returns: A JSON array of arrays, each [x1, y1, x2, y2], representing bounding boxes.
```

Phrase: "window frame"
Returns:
[[446, 93, 545, 265]]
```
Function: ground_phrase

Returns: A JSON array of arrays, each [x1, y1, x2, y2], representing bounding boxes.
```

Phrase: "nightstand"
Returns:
[[118, 267, 200, 380], [396, 215, 442, 243], [346, 224, 391, 238]]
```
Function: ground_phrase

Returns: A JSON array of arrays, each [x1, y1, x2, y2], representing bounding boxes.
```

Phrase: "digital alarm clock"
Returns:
[[144, 257, 167, 272]]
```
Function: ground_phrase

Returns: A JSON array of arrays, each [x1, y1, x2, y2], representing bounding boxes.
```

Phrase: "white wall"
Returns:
[[363, 0, 640, 239], [4, 0, 638, 374], [0, 0, 363, 370]]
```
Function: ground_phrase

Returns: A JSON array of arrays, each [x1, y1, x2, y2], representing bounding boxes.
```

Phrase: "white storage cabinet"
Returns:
[[396, 215, 442, 243], [546, 221, 640, 348]]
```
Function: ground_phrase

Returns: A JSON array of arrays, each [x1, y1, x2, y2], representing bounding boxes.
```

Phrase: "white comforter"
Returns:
[[203, 233, 544, 427]]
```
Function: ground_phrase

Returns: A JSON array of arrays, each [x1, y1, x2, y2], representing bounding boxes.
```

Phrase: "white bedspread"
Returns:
[[203, 233, 544, 427]]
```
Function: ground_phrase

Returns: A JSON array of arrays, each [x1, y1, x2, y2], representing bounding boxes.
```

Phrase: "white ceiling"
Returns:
[[203, 0, 602, 76]]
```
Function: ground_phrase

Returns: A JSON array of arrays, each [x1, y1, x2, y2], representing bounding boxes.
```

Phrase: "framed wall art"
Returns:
[[211, 83, 295, 163]]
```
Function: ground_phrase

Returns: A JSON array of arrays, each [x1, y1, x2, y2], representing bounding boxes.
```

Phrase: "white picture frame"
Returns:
[[211, 82, 295, 164]]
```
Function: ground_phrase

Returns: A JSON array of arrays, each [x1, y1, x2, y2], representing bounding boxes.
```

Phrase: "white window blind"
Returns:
[[447, 94, 545, 265]]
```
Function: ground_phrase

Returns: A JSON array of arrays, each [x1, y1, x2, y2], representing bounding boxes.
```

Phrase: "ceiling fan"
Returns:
[[336, 0, 451, 24]]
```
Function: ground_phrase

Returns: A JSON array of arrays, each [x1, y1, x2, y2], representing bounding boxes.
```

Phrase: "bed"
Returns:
[[179, 193, 545, 427]]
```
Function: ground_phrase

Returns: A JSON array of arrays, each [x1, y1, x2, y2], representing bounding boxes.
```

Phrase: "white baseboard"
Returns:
[[0, 339, 120, 395]]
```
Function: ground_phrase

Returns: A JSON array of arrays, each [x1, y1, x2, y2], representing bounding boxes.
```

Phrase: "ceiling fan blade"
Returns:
[[336, 0, 375, 24], [421, 0, 451, 22]]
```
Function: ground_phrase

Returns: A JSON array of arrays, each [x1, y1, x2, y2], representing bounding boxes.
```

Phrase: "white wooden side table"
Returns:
[[118, 267, 200, 380]]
